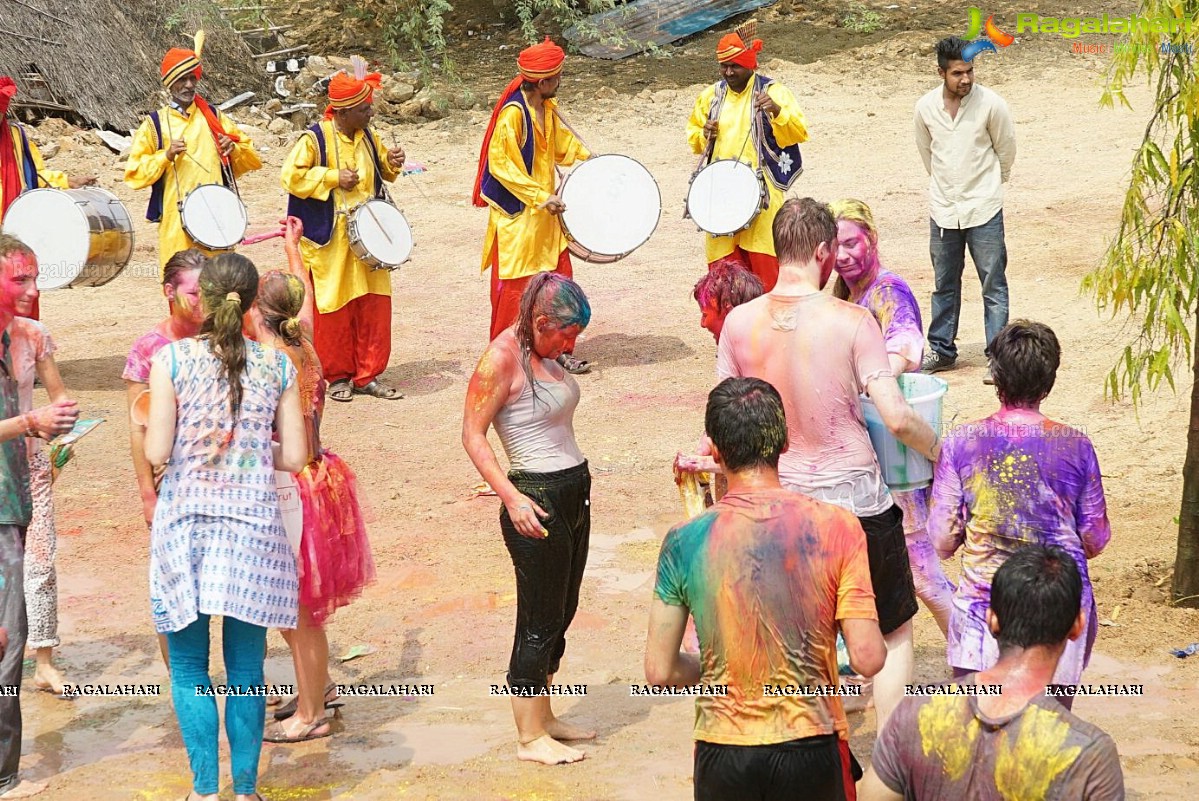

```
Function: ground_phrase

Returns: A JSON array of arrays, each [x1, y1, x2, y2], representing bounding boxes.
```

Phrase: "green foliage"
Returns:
[[509, 0, 620, 43], [1084, 0, 1199, 405], [841, 3, 885, 34]]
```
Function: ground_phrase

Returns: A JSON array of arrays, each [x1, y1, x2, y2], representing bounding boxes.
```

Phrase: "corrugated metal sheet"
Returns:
[[565, 0, 777, 60]]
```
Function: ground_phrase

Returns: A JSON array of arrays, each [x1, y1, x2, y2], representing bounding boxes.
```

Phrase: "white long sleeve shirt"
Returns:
[[914, 83, 1016, 230]]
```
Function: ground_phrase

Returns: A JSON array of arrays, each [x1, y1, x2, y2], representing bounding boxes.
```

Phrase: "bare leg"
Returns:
[[512, 694, 585, 765], [32, 648, 63, 695], [543, 672, 595, 742], [277, 607, 333, 738], [873, 621, 914, 732], [157, 633, 170, 673]]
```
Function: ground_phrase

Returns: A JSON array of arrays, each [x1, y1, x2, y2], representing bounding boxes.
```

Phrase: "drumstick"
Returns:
[[364, 202, 394, 245]]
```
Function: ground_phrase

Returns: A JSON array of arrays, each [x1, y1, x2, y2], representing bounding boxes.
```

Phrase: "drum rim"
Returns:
[[349, 199, 413, 268], [181, 184, 248, 249], [559, 152, 662, 260], [3, 188, 94, 290], [686, 158, 763, 236]]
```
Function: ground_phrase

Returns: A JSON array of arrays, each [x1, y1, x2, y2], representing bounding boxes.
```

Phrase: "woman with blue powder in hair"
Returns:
[[462, 273, 596, 766]]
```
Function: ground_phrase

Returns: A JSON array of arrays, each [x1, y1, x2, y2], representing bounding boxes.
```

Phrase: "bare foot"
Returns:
[[545, 717, 596, 742], [516, 734, 586, 765], [32, 666, 65, 696], [0, 780, 48, 798]]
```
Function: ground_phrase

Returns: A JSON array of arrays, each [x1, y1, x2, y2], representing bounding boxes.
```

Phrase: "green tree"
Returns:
[[1084, 1, 1199, 604]]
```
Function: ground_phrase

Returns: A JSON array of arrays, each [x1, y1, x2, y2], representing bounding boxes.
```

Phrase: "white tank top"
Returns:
[[492, 360, 585, 473]]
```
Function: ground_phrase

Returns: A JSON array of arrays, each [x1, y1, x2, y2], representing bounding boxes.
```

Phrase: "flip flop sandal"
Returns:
[[352, 379, 404, 400], [556, 354, 591, 375], [273, 683, 342, 721], [328, 379, 354, 403], [263, 716, 333, 743]]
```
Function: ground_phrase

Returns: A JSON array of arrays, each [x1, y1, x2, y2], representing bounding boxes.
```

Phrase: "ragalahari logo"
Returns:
[[962, 7, 1016, 60]]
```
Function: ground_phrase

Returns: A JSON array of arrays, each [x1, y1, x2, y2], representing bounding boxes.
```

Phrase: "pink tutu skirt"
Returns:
[[294, 450, 375, 625]]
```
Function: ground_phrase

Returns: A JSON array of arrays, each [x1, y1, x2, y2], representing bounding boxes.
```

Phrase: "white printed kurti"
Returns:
[[149, 338, 299, 633]]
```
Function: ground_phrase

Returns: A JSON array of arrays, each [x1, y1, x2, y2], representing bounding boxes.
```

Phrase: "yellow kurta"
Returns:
[[280, 120, 400, 315], [0, 123, 68, 217], [686, 77, 809, 261], [124, 104, 261, 270], [480, 97, 589, 280]]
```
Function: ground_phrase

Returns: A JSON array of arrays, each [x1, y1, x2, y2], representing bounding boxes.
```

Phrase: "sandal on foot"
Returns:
[[328, 379, 353, 403], [274, 683, 340, 721], [556, 354, 591, 375], [263, 716, 332, 743], [352, 379, 404, 399]]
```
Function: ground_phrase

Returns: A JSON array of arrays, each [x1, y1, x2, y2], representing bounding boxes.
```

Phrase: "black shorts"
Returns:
[[859, 504, 918, 635], [694, 735, 860, 801]]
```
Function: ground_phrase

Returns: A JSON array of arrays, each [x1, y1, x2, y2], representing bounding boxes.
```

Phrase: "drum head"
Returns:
[[687, 160, 762, 236], [560, 154, 660, 262], [181, 185, 247, 250], [2, 189, 89, 290], [353, 201, 413, 267]]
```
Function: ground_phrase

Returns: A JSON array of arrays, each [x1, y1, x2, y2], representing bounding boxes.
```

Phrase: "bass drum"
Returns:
[[559, 154, 661, 264], [180, 184, 248, 251], [685, 159, 766, 237], [348, 199, 414, 270], [2, 188, 134, 290]]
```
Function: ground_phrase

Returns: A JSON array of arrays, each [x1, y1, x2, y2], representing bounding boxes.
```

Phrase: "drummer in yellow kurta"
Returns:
[[124, 39, 261, 272], [686, 23, 808, 291], [281, 65, 406, 402], [472, 38, 591, 370]]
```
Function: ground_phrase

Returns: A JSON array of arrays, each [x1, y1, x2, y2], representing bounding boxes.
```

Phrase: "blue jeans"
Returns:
[[927, 210, 1009, 360], [167, 614, 267, 796]]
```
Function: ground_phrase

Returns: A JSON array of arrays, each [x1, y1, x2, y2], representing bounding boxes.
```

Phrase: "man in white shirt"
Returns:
[[914, 36, 1016, 382]]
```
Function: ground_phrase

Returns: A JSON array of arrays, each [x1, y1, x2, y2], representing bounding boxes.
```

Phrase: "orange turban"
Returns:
[[161, 48, 202, 88], [324, 70, 382, 119], [472, 38, 567, 207], [716, 32, 763, 70], [517, 37, 565, 81]]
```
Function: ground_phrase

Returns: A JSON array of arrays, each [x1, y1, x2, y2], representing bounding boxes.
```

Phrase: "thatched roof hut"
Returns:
[[0, 0, 271, 131]]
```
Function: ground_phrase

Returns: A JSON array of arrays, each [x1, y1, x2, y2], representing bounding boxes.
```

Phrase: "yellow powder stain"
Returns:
[[994, 705, 1082, 800], [918, 693, 980, 781], [967, 452, 1038, 525]]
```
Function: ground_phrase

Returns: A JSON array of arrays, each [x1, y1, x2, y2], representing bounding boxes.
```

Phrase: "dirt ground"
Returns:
[[15, 6, 1199, 800]]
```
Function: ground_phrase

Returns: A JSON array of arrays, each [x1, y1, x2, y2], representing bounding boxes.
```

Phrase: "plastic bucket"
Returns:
[[860, 373, 948, 491]]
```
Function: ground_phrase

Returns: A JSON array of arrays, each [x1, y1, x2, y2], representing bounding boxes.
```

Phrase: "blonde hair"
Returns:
[[828, 198, 878, 246]]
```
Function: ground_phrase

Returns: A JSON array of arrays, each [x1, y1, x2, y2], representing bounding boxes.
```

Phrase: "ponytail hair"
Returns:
[[256, 270, 306, 348], [198, 253, 259, 422]]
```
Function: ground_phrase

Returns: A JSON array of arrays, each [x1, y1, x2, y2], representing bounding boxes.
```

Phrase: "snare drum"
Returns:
[[2, 188, 133, 290], [180, 184, 248, 251], [347, 199, 413, 270], [685, 159, 767, 237], [559, 154, 661, 265]]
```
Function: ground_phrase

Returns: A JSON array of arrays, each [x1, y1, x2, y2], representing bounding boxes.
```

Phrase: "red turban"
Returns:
[[716, 32, 763, 70], [324, 70, 383, 119], [0, 77, 21, 217], [158, 47, 239, 162], [472, 38, 567, 207]]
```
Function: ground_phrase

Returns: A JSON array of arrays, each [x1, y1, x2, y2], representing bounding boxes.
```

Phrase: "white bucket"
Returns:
[[860, 373, 948, 491]]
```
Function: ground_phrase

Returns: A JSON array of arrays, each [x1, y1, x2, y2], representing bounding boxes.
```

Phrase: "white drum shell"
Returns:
[[347, 200, 413, 270], [2, 188, 134, 290], [180, 184, 248, 250], [559, 154, 661, 265], [686, 160, 765, 236]]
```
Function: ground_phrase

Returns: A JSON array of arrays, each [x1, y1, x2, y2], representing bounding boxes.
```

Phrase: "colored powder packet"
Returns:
[[1170, 643, 1199, 658], [338, 644, 377, 662]]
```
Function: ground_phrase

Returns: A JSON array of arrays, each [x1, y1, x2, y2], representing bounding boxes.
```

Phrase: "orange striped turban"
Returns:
[[325, 70, 382, 119], [517, 37, 565, 81], [161, 48, 202, 88], [716, 32, 763, 70]]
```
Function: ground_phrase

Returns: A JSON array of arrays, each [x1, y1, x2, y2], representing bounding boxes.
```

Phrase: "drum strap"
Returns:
[[285, 121, 386, 246], [700, 77, 802, 192]]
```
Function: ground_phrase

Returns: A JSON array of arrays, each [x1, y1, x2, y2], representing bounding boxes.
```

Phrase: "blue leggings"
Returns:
[[167, 614, 267, 796]]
